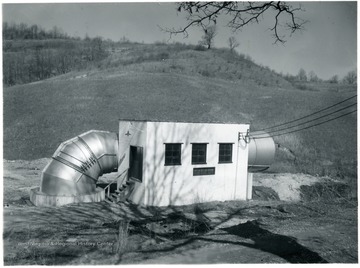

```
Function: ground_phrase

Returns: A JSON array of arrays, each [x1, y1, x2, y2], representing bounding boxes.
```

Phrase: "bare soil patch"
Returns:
[[3, 159, 358, 264]]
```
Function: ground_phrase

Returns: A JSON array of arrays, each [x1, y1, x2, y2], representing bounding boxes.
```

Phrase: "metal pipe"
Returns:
[[40, 130, 118, 196]]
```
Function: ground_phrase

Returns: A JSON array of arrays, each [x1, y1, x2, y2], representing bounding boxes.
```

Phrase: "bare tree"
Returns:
[[343, 70, 357, 84], [199, 25, 217, 49], [165, 2, 306, 44], [329, 75, 339, 84], [228, 36, 240, 52], [309, 70, 319, 82], [297, 68, 307, 81]]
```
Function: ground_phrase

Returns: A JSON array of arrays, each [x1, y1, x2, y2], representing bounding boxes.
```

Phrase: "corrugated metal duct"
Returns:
[[40, 130, 118, 196]]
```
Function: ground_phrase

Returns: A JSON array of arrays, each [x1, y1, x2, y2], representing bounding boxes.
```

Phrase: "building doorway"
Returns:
[[129, 146, 143, 182]]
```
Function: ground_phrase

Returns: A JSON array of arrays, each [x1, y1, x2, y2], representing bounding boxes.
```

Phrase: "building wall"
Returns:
[[144, 122, 250, 206], [118, 120, 147, 204]]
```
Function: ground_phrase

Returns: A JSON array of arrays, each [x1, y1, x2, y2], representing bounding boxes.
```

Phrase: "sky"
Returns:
[[2, 1, 357, 80]]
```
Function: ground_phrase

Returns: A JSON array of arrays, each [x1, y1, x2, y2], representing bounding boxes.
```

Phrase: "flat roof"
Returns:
[[118, 118, 250, 125]]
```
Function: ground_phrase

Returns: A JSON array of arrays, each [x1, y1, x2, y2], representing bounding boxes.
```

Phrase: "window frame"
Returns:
[[191, 143, 208, 165], [218, 143, 234, 164], [164, 143, 182, 166]]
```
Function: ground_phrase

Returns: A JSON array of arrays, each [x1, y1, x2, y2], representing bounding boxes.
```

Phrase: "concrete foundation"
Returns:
[[30, 187, 105, 207]]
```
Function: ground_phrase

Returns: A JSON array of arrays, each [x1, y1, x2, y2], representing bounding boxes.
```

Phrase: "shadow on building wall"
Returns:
[[145, 123, 195, 206]]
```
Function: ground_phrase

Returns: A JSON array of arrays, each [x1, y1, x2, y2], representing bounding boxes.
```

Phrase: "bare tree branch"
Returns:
[[163, 1, 307, 44]]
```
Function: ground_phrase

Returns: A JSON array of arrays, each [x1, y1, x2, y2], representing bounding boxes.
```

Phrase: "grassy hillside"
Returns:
[[97, 42, 293, 88], [3, 40, 292, 88], [3, 41, 357, 179]]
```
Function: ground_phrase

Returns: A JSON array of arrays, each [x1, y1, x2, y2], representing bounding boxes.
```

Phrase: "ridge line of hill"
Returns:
[[4, 38, 293, 88]]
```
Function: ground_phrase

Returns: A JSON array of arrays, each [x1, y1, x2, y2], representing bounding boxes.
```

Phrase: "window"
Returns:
[[164, 143, 182, 166], [191, 143, 207, 164], [219, 143, 233, 163], [193, 167, 215, 176]]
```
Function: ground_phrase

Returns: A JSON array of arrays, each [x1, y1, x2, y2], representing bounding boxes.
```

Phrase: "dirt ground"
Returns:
[[2, 159, 358, 264]]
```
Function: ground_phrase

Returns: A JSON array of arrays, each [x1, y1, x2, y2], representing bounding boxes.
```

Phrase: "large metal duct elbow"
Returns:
[[40, 130, 118, 196], [248, 131, 276, 172]]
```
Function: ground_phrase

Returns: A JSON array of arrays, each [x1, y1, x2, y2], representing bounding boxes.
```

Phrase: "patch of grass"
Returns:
[[199, 69, 211, 77], [292, 82, 319, 91], [113, 220, 130, 259], [92, 42, 293, 88], [300, 179, 357, 206], [120, 51, 170, 65]]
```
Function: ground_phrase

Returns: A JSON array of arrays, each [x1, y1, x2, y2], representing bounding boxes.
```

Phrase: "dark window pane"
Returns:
[[219, 143, 233, 163], [192, 143, 207, 164], [165, 143, 182, 165]]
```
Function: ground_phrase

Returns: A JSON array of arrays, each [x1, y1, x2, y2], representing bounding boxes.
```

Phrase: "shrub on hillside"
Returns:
[[193, 44, 207, 51], [293, 83, 317, 91], [199, 69, 211, 77]]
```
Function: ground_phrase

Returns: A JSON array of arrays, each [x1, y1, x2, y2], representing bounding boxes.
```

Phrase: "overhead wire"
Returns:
[[259, 94, 357, 131], [252, 109, 357, 139], [252, 102, 357, 137], [249, 94, 357, 140]]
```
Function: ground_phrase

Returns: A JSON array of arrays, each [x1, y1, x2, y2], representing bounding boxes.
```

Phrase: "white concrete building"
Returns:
[[117, 119, 253, 206], [31, 119, 274, 207]]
